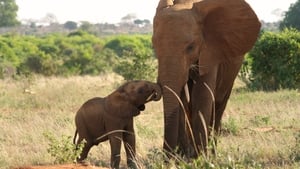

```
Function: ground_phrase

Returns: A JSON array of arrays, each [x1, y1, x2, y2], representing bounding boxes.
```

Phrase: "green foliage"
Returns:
[[0, 32, 156, 79], [144, 148, 171, 169], [104, 35, 153, 57], [250, 115, 270, 127], [280, 0, 300, 31], [0, 0, 20, 27], [79, 21, 94, 33], [43, 132, 85, 164], [175, 151, 262, 169], [0, 60, 15, 78], [145, 147, 263, 169], [246, 29, 300, 90], [107, 35, 156, 81], [114, 51, 157, 81], [222, 117, 240, 135]]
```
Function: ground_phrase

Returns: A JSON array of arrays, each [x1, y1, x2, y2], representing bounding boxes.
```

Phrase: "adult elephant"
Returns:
[[152, 0, 261, 157]]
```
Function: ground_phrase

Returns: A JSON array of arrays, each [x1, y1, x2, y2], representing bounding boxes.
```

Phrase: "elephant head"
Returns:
[[152, 0, 260, 156], [105, 80, 162, 118]]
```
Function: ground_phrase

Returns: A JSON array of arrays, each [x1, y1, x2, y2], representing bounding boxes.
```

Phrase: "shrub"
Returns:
[[0, 33, 155, 77], [114, 51, 157, 81], [18, 54, 61, 76], [0, 61, 15, 79], [222, 117, 240, 135], [104, 35, 153, 57], [247, 29, 300, 90], [43, 132, 85, 164]]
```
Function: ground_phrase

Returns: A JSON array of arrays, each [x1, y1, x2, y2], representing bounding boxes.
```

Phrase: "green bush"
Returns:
[[0, 60, 15, 78], [43, 132, 85, 164], [0, 32, 156, 78], [114, 51, 157, 81], [222, 117, 240, 135], [246, 29, 300, 90], [104, 35, 153, 57]]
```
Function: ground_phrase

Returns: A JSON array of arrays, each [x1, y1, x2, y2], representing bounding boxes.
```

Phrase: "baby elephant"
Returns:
[[73, 80, 161, 169]]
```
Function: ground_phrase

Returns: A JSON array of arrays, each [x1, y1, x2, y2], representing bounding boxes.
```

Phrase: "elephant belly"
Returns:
[[84, 113, 107, 143]]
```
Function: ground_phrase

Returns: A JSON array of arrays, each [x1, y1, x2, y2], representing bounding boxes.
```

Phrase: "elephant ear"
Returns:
[[192, 0, 261, 65], [104, 92, 140, 119]]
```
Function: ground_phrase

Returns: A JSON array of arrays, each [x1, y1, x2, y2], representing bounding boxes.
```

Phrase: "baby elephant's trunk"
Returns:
[[149, 83, 162, 101]]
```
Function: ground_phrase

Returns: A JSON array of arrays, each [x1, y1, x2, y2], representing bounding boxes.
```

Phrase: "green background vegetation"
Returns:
[[1, 28, 300, 90], [242, 28, 300, 90], [0, 31, 156, 81]]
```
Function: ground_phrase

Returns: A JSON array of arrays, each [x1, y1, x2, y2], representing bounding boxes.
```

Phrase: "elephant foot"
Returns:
[[76, 159, 90, 166]]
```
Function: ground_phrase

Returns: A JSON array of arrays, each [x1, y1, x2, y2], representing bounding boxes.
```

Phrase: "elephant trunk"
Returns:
[[158, 78, 186, 153], [152, 83, 162, 101], [156, 52, 190, 153], [146, 83, 162, 102]]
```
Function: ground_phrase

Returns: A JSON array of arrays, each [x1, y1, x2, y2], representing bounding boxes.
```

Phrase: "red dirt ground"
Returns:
[[14, 164, 108, 169]]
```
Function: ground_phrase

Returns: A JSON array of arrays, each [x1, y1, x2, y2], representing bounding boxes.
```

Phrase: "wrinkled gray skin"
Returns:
[[73, 80, 161, 169]]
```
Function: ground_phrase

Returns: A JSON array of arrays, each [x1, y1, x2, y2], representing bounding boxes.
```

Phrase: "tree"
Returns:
[[0, 0, 20, 27], [42, 13, 58, 25], [143, 19, 151, 25], [64, 21, 78, 30], [134, 19, 151, 26], [121, 13, 136, 23], [134, 19, 144, 25], [280, 0, 300, 30], [79, 21, 93, 32]]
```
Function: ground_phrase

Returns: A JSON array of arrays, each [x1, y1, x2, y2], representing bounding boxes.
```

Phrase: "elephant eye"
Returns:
[[186, 42, 195, 54]]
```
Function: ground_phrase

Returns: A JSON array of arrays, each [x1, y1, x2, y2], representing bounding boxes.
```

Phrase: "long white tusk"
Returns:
[[184, 83, 190, 103]]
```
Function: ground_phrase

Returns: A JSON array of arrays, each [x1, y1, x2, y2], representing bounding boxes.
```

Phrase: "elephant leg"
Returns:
[[123, 122, 137, 169], [77, 139, 93, 161], [76, 127, 93, 161], [208, 98, 230, 156], [214, 90, 232, 134], [109, 133, 122, 169], [214, 60, 243, 134], [190, 67, 218, 157], [191, 82, 214, 156]]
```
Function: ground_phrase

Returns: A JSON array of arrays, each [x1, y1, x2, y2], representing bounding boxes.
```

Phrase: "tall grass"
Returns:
[[0, 75, 299, 168]]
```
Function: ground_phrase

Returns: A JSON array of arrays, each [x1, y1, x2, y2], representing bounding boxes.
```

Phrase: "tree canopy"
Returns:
[[280, 0, 300, 30], [0, 0, 20, 27]]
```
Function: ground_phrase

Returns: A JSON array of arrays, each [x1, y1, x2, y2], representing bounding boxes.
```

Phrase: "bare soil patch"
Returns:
[[14, 164, 108, 169]]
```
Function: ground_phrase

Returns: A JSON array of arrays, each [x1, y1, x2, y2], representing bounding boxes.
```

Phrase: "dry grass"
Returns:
[[0, 74, 299, 169]]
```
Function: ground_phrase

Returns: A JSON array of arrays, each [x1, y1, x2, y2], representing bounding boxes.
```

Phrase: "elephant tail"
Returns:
[[73, 129, 78, 144]]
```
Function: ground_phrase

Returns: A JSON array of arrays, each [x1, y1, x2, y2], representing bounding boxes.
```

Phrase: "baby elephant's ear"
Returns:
[[104, 92, 140, 118]]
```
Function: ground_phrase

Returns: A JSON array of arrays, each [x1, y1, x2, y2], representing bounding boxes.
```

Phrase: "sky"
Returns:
[[16, 0, 297, 24]]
